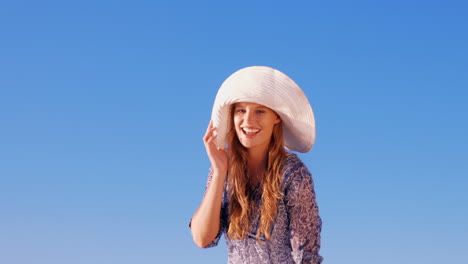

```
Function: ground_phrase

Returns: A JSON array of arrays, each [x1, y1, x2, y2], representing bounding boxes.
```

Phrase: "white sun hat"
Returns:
[[211, 66, 316, 153]]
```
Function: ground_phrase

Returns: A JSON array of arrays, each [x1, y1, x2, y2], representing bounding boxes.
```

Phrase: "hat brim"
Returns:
[[211, 66, 315, 153]]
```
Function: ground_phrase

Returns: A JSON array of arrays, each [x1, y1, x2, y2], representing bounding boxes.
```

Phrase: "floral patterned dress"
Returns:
[[197, 153, 323, 264]]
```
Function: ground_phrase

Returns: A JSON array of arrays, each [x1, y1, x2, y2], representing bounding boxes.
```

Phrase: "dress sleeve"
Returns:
[[189, 168, 228, 248], [285, 164, 323, 264]]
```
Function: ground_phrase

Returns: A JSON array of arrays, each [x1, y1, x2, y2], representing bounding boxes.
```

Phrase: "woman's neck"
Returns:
[[247, 145, 268, 184]]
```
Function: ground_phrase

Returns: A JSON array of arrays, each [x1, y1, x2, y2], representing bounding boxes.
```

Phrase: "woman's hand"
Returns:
[[203, 120, 228, 175]]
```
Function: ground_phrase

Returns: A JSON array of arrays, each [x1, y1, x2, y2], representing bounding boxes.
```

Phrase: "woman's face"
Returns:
[[233, 102, 281, 152]]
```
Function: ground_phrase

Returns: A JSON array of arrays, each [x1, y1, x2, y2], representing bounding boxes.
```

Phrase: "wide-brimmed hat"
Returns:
[[211, 66, 315, 153]]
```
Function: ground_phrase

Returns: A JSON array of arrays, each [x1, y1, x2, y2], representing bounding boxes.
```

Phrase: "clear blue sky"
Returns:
[[1, 1, 467, 263]]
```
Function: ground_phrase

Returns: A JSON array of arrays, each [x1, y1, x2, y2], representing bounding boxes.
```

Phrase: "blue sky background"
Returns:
[[1, 0, 467, 263]]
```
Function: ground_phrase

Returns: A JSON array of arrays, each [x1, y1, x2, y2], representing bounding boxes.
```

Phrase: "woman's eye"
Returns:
[[236, 109, 246, 113], [256, 110, 265, 114]]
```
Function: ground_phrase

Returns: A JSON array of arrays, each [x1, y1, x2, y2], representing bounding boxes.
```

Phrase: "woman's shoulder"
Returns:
[[283, 152, 306, 171], [282, 152, 312, 187]]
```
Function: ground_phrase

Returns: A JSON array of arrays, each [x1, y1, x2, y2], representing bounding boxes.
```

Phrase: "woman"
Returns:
[[190, 66, 323, 264]]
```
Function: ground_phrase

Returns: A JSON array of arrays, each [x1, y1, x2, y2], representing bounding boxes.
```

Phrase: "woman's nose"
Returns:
[[244, 111, 256, 125]]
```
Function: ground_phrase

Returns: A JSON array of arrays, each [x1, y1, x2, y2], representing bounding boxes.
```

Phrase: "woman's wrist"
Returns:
[[212, 168, 227, 179]]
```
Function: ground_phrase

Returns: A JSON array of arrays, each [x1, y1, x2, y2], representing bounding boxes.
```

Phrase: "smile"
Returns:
[[242, 127, 260, 135]]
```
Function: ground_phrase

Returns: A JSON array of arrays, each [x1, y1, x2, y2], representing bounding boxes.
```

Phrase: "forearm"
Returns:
[[190, 171, 226, 248]]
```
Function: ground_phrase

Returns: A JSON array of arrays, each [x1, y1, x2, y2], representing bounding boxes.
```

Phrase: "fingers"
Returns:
[[203, 120, 218, 145], [204, 120, 213, 136], [202, 121, 228, 172]]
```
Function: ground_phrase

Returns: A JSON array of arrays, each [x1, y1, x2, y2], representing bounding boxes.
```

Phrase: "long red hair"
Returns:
[[226, 104, 287, 241]]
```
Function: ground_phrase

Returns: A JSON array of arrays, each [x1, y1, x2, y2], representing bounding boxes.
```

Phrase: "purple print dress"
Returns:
[[198, 153, 323, 264]]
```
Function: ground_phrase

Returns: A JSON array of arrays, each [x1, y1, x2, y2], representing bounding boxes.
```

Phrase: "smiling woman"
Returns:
[[232, 102, 281, 152], [190, 66, 323, 264]]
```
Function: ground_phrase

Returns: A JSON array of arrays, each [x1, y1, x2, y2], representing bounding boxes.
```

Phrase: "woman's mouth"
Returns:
[[242, 127, 260, 136]]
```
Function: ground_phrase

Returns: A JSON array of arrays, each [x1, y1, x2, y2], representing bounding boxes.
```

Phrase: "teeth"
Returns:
[[243, 128, 260, 133]]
